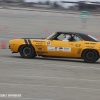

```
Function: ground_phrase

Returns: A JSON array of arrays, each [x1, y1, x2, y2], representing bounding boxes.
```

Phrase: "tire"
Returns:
[[82, 50, 99, 63], [19, 45, 36, 58]]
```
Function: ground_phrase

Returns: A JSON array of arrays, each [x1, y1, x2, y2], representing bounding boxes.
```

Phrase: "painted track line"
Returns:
[[0, 82, 100, 91]]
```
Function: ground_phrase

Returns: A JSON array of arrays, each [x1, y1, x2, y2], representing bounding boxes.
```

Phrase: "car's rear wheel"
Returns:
[[82, 50, 99, 63], [19, 45, 36, 58]]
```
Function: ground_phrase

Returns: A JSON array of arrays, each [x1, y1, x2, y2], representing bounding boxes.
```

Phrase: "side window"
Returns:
[[57, 34, 64, 40], [74, 35, 82, 41]]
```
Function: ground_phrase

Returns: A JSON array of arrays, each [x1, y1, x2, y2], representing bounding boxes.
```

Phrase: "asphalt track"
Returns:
[[0, 9, 100, 100]]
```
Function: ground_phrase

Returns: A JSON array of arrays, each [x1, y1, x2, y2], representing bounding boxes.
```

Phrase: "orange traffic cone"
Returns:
[[45, 32, 51, 38], [12, 34, 17, 38], [0, 29, 2, 32], [1, 40, 6, 49], [44, 29, 48, 32], [3, 26, 9, 29], [96, 35, 100, 38], [20, 30, 24, 34]]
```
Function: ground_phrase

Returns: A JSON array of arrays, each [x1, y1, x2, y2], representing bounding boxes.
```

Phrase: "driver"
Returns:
[[63, 34, 71, 41]]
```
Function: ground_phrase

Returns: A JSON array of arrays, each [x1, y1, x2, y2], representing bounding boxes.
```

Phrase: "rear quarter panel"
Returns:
[[73, 41, 100, 58]]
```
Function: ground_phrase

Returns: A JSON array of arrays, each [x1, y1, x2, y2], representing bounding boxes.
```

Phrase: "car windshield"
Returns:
[[46, 32, 56, 39], [88, 35, 98, 41]]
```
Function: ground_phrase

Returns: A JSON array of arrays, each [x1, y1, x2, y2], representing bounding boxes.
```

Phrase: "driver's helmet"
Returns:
[[64, 34, 71, 40]]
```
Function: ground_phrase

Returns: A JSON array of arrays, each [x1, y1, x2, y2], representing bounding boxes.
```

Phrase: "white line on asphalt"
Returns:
[[0, 59, 100, 70], [1, 74, 100, 82], [0, 82, 100, 91]]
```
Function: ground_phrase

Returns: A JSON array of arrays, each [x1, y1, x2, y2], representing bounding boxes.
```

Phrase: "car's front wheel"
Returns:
[[19, 45, 36, 58], [82, 50, 99, 63]]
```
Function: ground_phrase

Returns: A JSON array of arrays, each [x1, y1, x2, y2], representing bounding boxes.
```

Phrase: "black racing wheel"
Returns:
[[19, 45, 36, 58], [82, 50, 99, 63]]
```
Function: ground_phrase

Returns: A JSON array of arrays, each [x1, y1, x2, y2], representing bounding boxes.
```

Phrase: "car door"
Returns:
[[72, 34, 83, 57], [43, 40, 74, 57]]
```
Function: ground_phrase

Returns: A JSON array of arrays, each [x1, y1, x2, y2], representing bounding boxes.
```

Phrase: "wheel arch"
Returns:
[[18, 44, 36, 52], [81, 49, 99, 58], [18, 44, 26, 52]]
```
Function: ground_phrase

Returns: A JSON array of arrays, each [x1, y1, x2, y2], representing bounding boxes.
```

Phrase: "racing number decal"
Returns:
[[47, 46, 71, 52]]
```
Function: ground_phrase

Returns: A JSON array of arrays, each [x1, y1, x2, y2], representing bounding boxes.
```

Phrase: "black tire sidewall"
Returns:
[[82, 50, 99, 63], [19, 45, 36, 58]]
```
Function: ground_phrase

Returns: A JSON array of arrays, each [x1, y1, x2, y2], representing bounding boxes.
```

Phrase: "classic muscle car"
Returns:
[[9, 31, 100, 63]]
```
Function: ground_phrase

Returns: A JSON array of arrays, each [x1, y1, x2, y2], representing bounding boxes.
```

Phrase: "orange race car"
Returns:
[[9, 31, 100, 63]]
